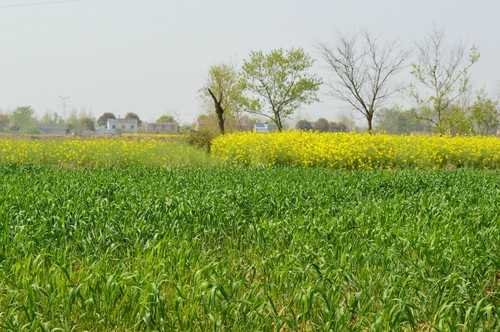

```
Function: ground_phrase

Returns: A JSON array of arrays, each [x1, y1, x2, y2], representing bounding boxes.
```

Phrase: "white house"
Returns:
[[107, 118, 138, 134]]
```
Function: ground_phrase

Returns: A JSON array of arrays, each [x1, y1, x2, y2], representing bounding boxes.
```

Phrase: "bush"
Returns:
[[187, 130, 219, 152]]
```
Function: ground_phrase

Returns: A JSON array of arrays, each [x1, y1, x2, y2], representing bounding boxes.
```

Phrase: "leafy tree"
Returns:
[[408, 29, 480, 135], [79, 117, 95, 131], [65, 109, 96, 134], [125, 112, 142, 126], [468, 91, 499, 135], [336, 113, 355, 132], [239, 48, 321, 131], [375, 105, 428, 134], [97, 112, 116, 127], [180, 124, 193, 133], [314, 118, 330, 132], [66, 109, 80, 132], [201, 63, 242, 134], [40, 111, 64, 124], [11, 106, 38, 133], [295, 119, 313, 130], [0, 113, 9, 132], [156, 115, 176, 123], [317, 29, 407, 133], [329, 121, 348, 132]]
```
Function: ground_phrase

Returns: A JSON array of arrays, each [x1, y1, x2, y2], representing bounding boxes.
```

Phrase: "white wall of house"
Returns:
[[107, 118, 138, 133]]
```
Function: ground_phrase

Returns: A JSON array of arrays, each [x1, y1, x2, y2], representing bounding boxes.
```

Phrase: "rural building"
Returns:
[[195, 116, 215, 131], [144, 122, 179, 134], [38, 124, 71, 135], [253, 123, 268, 132], [107, 118, 138, 134]]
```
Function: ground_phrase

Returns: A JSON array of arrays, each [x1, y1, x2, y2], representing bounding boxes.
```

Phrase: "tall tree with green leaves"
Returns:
[[40, 111, 64, 124], [125, 112, 142, 126], [468, 90, 499, 135], [314, 118, 330, 132], [79, 117, 95, 132], [408, 29, 480, 135], [200, 63, 242, 134], [97, 112, 116, 127], [374, 105, 428, 134], [239, 48, 321, 131], [11, 106, 38, 133]]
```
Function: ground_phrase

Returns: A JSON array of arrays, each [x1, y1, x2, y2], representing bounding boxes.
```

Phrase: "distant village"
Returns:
[[38, 117, 182, 136], [0, 107, 356, 136]]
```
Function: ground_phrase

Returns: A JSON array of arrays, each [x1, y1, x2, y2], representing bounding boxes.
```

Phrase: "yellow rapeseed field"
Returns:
[[212, 131, 500, 169], [0, 136, 212, 167]]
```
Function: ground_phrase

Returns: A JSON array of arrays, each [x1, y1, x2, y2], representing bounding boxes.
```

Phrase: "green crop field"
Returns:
[[0, 165, 498, 331]]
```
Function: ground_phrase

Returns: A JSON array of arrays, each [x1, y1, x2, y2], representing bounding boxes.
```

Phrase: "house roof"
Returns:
[[38, 124, 69, 130], [147, 122, 178, 127], [107, 118, 138, 125]]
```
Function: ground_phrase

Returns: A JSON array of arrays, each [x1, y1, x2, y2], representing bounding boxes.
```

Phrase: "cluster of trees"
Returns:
[[200, 28, 499, 136], [375, 92, 499, 135], [0, 106, 39, 134], [199, 48, 321, 133], [295, 117, 354, 132], [2, 28, 498, 137], [0, 106, 97, 134]]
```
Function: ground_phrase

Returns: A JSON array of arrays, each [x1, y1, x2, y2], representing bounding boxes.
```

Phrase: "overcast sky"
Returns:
[[1, 0, 499, 124]]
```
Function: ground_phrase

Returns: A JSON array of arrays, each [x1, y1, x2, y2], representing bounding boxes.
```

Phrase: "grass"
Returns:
[[0, 165, 498, 330]]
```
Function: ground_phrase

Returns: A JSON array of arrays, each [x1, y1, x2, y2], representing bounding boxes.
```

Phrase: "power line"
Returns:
[[0, 0, 84, 8], [59, 96, 70, 120]]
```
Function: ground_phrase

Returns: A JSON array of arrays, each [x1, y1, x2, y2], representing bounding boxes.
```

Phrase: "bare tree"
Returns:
[[317, 30, 407, 133], [408, 29, 480, 135]]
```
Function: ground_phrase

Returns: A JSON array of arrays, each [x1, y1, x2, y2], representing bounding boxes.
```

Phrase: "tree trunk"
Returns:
[[367, 112, 373, 134], [208, 88, 225, 134], [274, 111, 283, 132]]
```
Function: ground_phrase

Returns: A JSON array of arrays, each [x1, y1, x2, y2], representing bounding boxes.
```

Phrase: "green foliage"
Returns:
[[79, 117, 95, 131], [200, 63, 244, 134], [295, 119, 313, 130], [375, 105, 428, 134], [328, 121, 348, 132], [156, 114, 176, 123], [187, 129, 218, 153], [468, 90, 499, 135], [314, 118, 330, 132], [0, 166, 498, 330], [206, 64, 242, 110], [97, 112, 116, 127], [124, 112, 142, 126], [66, 109, 96, 134], [40, 111, 64, 124], [10, 106, 37, 133], [409, 29, 480, 135], [240, 48, 321, 131]]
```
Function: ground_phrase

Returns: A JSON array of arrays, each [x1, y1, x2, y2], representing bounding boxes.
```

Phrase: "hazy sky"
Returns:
[[1, 0, 499, 124]]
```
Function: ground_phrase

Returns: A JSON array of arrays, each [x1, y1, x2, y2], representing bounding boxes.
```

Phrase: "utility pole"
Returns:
[[59, 96, 70, 120]]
